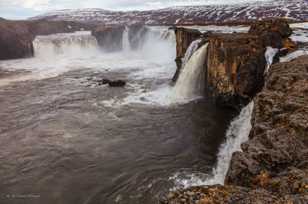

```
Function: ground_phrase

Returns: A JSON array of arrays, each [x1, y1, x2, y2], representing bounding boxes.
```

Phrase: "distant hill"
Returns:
[[31, 0, 308, 25]]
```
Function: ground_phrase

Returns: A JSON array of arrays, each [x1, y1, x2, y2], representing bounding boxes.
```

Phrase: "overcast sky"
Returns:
[[0, 0, 271, 19]]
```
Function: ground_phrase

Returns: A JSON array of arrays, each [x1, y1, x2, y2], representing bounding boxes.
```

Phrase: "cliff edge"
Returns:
[[163, 55, 308, 204]]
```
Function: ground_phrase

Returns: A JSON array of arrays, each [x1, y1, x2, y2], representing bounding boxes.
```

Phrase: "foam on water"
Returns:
[[280, 50, 308, 62], [182, 39, 202, 67], [111, 42, 209, 106], [170, 101, 254, 189]]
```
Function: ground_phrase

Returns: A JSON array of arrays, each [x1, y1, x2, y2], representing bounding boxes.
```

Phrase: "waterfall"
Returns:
[[33, 31, 98, 58], [122, 26, 131, 51], [172, 43, 208, 101], [264, 46, 279, 73], [160, 29, 176, 42], [208, 101, 254, 185], [171, 101, 254, 188], [182, 39, 202, 67]]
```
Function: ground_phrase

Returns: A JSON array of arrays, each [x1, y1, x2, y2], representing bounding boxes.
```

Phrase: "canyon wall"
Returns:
[[165, 19, 307, 204], [174, 19, 296, 109], [0, 20, 98, 60], [164, 54, 308, 204]]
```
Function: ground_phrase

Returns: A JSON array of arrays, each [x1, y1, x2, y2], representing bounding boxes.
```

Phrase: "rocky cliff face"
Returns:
[[164, 55, 308, 204], [0, 21, 34, 60], [0, 20, 97, 60], [173, 19, 295, 109], [206, 33, 266, 108]]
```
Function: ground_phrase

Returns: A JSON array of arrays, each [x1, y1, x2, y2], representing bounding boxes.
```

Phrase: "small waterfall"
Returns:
[[208, 101, 254, 185], [160, 29, 176, 42], [171, 101, 254, 188], [33, 31, 98, 57], [122, 26, 131, 51], [182, 39, 202, 67], [264, 46, 279, 73], [172, 43, 208, 101]]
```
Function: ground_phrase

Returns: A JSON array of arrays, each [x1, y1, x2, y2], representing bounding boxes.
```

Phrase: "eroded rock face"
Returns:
[[0, 20, 97, 60], [205, 19, 295, 108], [164, 55, 308, 204], [206, 33, 266, 108], [0, 21, 34, 60], [226, 56, 308, 190]]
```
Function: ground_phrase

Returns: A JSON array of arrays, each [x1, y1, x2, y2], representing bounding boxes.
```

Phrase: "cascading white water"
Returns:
[[207, 101, 254, 184], [33, 31, 98, 58], [160, 29, 176, 42], [280, 50, 308, 62], [171, 43, 208, 101], [182, 39, 202, 67], [264, 46, 279, 73], [122, 26, 131, 51], [170, 101, 254, 188]]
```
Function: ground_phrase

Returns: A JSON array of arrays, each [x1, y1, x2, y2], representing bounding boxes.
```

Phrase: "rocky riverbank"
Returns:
[[163, 53, 308, 204]]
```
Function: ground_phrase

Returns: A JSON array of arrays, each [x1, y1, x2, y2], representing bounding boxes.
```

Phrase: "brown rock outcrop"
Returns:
[[204, 19, 294, 108], [206, 33, 266, 108], [164, 55, 308, 204]]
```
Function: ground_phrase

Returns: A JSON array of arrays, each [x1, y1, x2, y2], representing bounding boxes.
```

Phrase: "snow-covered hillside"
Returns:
[[31, 0, 308, 25]]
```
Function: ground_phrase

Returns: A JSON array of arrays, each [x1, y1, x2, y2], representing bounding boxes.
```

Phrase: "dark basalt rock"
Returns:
[[96, 78, 111, 85], [107, 80, 126, 87]]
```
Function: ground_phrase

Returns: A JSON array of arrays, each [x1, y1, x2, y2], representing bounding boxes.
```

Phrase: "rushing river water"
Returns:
[[0, 27, 238, 204]]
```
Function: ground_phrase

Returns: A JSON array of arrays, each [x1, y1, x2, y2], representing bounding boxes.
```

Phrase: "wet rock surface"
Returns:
[[164, 56, 308, 204], [206, 19, 294, 108]]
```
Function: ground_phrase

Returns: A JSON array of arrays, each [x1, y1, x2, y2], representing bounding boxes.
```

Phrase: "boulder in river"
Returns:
[[108, 80, 126, 87]]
